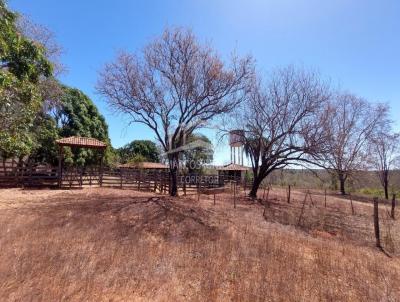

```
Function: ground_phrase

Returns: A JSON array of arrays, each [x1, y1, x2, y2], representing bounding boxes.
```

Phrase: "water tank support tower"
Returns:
[[229, 130, 244, 165]]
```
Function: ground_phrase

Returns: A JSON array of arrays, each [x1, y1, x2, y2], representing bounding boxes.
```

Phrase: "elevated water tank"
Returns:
[[229, 130, 244, 147]]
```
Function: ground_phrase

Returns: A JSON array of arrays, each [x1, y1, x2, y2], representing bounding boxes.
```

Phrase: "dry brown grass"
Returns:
[[1, 187, 400, 301]]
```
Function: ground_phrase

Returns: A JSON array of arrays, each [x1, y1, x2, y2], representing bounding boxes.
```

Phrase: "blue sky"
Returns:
[[10, 0, 400, 165]]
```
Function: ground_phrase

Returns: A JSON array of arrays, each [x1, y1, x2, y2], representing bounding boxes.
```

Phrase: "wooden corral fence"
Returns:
[[0, 164, 58, 188], [56, 167, 172, 192], [100, 168, 171, 193], [179, 174, 224, 196], [0, 162, 248, 195]]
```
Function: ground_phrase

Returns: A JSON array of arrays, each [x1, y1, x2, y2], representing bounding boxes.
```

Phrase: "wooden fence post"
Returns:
[[28, 162, 33, 187], [297, 193, 308, 226], [164, 172, 167, 194], [373, 197, 381, 248], [58, 146, 63, 188], [287, 185, 291, 203], [79, 169, 83, 187], [307, 190, 311, 208], [159, 177, 161, 193], [17, 163, 21, 188], [197, 180, 201, 201], [350, 194, 355, 215], [99, 153, 103, 187], [69, 168, 73, 188], [391, 194, 396, 220], [159, 172, 162, 193], [233, 182, 236, 209], [164, 172, 166, 193]]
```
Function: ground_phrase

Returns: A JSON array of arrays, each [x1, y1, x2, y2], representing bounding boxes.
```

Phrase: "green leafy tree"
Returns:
[[23, 85, 114, 167], [52, 86, 111, 166], [182, 133, 213, 173], [0, 0, 53, 160], [128, 154, 147, 164], [0, 2, 112, 168], [29, 113, 59, 165], [0, 75, 41, 158], [118, 140, 159, 164], [0, 1, 52, 82]]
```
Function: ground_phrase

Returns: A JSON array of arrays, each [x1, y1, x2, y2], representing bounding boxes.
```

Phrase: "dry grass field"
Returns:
[[1, 186, 400, 301]]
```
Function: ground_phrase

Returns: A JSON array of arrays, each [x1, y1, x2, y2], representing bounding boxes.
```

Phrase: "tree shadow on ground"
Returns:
[[2, 194, 221, 243]]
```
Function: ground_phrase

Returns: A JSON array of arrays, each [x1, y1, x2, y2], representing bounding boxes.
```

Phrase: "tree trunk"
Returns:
[[373, 197, 381, 248], [391, 194, 396, 220], [249, 175, 262, 199], [168, 154, 179, 196], [170, 169, 178, 196], [384, 180, 389, 200], [338, 172, 346, 195]]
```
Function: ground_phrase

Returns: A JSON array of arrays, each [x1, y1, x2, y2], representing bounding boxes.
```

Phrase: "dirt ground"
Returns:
[[0, 186, 400, 301]]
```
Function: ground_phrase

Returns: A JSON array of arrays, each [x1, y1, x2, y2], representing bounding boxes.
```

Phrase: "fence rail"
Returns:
[[0, 165, 245, 192], [0, 165, 58, 188]]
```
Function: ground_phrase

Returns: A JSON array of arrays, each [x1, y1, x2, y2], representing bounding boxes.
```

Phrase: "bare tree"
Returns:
[[368, 127, 399, 200], [97, 28, 254, 196], [227, 66, 330, 199], [17, 15, 66, 112], [313, 94, 388, 195], [17, 15, 66, 76]]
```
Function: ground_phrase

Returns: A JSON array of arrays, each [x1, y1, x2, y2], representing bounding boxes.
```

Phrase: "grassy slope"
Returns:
[[0, 187, 400, 301]]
